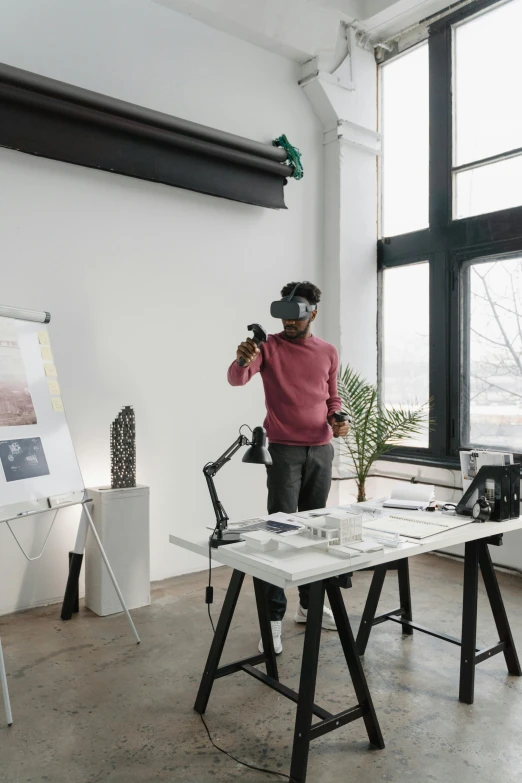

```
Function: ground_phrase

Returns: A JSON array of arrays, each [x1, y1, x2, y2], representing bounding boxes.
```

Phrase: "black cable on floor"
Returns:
[[207, 603, 215, 633], [199, 713, 297, 782]]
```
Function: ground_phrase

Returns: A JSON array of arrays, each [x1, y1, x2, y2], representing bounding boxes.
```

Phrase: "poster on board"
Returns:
[[0, 318, 37, 426], [0, 437, 50, 482], [0, 314, 84, 519]]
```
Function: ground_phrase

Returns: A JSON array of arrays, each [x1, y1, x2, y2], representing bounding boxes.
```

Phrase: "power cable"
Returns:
[[199, 713, 297, 783]]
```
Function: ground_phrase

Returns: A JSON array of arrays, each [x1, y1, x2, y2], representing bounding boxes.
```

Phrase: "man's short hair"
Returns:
[[280, 281, 322, 306]]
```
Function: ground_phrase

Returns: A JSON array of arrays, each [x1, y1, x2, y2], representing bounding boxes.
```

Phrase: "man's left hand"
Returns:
[[330, 418, 350, 438]]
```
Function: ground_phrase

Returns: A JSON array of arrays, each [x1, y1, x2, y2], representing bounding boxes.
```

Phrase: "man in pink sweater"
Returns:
[[227, 281, 349, 654]]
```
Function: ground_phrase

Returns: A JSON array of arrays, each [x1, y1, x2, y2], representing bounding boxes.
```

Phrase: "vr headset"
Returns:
[[270, 283, 317, 321]]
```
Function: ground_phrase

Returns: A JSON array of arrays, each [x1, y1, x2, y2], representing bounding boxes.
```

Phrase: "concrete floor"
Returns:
[[1, 554, 522, 783]]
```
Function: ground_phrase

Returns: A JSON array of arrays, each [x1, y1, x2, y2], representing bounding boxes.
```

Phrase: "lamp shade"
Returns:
[[242, 426, 272, 465]]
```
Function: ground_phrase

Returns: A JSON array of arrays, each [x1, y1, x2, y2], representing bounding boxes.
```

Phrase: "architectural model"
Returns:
[[304, 511, 363, 547]]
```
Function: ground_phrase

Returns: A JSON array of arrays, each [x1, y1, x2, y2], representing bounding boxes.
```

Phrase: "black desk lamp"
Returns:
[[204, 426, 272, 548]]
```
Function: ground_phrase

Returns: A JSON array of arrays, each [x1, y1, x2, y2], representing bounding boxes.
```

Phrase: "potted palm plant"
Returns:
[[337, 365, 430, 502]]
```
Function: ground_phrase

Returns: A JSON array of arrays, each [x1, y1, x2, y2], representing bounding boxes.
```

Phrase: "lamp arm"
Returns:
[[205, 435, 249, 476], [203, 435, 249, 532], [204, 472, 229, 531]]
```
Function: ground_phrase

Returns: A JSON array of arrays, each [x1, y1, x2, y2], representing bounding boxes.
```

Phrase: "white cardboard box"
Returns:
[[85, 485, 150, 616]]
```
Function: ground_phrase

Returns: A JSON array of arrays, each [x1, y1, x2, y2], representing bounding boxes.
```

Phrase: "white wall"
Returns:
[[302, 44, 379, 508], [337, 47, 379, 384], [0, 0, 322, 615], [303, 44, 378, 383]]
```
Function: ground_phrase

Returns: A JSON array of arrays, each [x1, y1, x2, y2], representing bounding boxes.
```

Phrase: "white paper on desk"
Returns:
[[265, 513, 306, 534], [296, 507, 347, 519], [346, 501, 391, 518], [213, 514, 305, 535], [344, 540, 384, 553], [382, 483, 434, 510]]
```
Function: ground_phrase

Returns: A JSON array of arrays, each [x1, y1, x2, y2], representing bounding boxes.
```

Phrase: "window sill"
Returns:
[[332, 453, 461, 480], [333, 452, 522, 481], [377, 453, 461, 471]]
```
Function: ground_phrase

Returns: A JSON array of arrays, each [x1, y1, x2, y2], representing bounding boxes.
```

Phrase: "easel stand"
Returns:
[[0, 499, 140, 726], [356, 539, 522, 704], [60, 502, 140, 644], [194, 570, 384, 783]]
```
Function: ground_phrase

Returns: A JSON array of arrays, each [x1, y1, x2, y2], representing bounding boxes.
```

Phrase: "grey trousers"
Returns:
[[265, 443, 334, 621]]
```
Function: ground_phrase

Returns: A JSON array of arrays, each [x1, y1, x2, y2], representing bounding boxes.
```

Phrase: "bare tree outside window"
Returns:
[[381, 263, 430, 447], [463, 255, 522, 452]]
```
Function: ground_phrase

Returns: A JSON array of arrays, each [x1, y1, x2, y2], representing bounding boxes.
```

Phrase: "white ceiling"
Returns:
[[152, 0, 453, 60]]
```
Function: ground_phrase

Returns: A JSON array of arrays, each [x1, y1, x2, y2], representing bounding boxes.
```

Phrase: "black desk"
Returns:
[[356, 535, 522, 704], [195, 571, 384, 783]]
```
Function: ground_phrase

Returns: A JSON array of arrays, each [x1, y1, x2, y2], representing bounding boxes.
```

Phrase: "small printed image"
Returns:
[[0, 317, 37, 426], [0, 437, 50, 482]]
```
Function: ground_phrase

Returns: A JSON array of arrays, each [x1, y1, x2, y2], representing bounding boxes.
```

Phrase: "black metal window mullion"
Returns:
[[428, 22, 452, 229], [449, 251, 463, 456], [430, 253, 452, 458], [431, 17, 456, 462], [378, 0, 522, 468]]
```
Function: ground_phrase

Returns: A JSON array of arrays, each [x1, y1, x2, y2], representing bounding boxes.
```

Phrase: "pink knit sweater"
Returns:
[[228, 332, 342, 446]]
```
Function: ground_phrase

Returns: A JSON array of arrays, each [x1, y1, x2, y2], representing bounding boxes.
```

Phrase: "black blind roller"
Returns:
[[0, 62, 292, 209]]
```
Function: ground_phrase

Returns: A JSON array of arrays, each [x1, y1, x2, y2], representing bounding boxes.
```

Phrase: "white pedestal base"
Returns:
[[85, 486, 150, 617]]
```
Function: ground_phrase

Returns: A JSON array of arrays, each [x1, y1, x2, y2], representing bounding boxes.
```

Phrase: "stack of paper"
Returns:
[[382, 483, 435, 510]]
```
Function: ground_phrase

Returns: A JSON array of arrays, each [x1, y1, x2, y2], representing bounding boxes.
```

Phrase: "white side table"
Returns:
[[85, 485, 150, 616]]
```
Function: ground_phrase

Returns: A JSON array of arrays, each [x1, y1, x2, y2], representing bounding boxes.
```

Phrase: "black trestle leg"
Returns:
[[356, 565, 387, 655], [61, 552, 83, 621], [397, 558, 413, 635], [460, 541, 479, 704], [70, 552, 80, 614], [290, 580, 325, 783], [326, 583, 385, 749], [194, 569, 244, 715], [478, 542, 522, 677], [253, 578, 278, 681]]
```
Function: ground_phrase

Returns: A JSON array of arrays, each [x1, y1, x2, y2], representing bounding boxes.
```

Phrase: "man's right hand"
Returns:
[[236, 337, 260, 367]]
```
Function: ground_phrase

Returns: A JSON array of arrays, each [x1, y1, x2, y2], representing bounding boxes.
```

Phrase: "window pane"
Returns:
[[454, 154, 522, 219], [454, 0, 522, 167], [381, 44, 429, 237], [463, 255, 522, 452], [382, 263, 430, 447]]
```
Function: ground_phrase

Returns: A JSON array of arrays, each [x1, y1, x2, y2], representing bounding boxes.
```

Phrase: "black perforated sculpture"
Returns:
[[110, 406, 136, 489]]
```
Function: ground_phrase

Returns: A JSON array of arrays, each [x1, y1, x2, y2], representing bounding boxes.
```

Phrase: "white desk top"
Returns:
[[169, 511, 522, 589]]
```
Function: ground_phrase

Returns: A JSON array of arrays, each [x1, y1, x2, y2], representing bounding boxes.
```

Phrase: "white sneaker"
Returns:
[[294, 603, 337, 630], [258, 620, 283, 655]]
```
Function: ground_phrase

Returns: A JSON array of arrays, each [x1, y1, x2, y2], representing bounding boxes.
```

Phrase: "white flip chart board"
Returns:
[[0, 305, 84, 522]]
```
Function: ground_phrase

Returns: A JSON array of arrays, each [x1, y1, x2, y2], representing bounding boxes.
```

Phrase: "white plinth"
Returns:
[[85, 485, 150, 616]]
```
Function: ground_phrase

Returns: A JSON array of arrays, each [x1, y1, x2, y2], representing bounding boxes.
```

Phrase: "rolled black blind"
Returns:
[[0, 62, 293, 209]]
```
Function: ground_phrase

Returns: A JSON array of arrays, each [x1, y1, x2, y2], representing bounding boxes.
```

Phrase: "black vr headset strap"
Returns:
[[282, 283, 316, 313], [283, 283, 300, 302]]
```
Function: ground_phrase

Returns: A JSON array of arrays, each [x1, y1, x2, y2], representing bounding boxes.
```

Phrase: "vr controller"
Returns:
[[332, 411, 351, 438], [237, 324, 268, 367]]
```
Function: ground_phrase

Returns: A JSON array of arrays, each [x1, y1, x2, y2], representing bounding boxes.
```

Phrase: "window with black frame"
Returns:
[[460, 253, 522, 453], [378, 0, 522, 467]]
